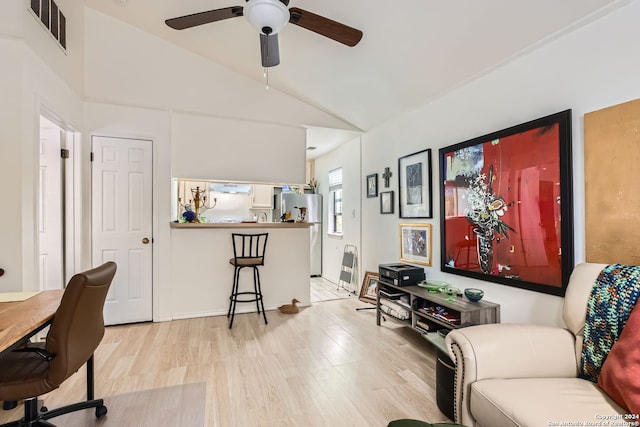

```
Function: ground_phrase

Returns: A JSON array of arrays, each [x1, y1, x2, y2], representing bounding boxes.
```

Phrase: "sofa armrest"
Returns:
[[445, 323, 578, 426]]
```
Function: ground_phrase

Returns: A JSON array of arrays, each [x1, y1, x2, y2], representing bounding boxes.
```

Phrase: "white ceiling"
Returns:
[[84, 0, 623, 158]]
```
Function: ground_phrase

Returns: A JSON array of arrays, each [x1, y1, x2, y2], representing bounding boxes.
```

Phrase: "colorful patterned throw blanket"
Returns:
[[580, 264, 640, 382]]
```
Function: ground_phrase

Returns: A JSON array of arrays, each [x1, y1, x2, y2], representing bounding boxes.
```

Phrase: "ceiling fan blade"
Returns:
[[288, 7, 363, 47], [260, 34, 280, 67], [165, 7, 244, 30]]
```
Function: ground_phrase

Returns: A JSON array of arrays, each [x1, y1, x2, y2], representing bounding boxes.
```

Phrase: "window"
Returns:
[[329, 168, 343, 235]]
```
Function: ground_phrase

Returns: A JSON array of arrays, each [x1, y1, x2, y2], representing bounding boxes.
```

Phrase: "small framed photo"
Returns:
[[400, 223, 432, 266], [398, 149, 432, 218], [358, 271, 380, 304], [380, 191, 394, 214], [366, 173, 378, 198]]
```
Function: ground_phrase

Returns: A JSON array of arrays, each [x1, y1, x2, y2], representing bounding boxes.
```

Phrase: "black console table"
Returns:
[[376, 279, 500, 419]]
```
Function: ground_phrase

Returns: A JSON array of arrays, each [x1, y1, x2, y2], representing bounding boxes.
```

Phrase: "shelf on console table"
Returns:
[[376, 280, 500, 334]]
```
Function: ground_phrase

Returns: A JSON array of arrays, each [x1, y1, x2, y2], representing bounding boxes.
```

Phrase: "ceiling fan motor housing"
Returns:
[[245, 0, 290, 35]]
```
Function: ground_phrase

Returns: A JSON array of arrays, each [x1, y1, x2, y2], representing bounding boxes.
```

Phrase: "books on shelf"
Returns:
[[432, 312, 460, 324], [380, 287, 406, 299], [415, 319, 432, 332], [417, 306, 460, 324]]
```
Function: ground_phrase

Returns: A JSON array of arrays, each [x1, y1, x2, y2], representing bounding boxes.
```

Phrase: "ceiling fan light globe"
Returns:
[[245, 0, 290, 35]]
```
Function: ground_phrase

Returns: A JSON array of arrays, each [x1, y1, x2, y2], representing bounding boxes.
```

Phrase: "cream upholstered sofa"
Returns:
[[445, 263, 627, 427]]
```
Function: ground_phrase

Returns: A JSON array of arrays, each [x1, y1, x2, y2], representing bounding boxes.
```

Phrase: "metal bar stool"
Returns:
[[227, 233, 269, 328]]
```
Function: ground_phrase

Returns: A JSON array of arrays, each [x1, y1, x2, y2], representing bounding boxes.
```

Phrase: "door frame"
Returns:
[[90, 134, 154, 324], [37, 109, 82, 289]]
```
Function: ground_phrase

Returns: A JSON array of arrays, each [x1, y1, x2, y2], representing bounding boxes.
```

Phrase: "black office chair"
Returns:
[[228, 233, 269, 328], [0, 262, 117, 427]]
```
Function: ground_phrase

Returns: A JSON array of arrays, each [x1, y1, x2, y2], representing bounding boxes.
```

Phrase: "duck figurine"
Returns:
[[278, 298, 300, 314]]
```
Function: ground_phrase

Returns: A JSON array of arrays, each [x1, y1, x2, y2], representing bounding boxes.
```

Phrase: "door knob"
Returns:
[[142, 238, 150, 244]]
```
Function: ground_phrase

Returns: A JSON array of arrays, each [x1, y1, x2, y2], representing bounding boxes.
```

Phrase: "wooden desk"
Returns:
[[0, 290, 64, 356]]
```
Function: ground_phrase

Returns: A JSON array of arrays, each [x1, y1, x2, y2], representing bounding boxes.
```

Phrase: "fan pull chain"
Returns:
[[263, 32, 270, 90]]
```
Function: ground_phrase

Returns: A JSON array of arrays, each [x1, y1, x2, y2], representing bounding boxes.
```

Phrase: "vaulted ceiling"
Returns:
[[84, 0, 623, 156]]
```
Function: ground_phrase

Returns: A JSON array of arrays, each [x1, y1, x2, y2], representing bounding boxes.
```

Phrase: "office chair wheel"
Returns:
[[2, 400, 17, 410], [95, 405, 108, 418], [41, 406, 48, 412]]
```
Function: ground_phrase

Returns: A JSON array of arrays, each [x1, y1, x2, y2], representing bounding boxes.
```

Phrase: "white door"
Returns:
[[39, 119, 63, 290], [92, 136, 153, 325]]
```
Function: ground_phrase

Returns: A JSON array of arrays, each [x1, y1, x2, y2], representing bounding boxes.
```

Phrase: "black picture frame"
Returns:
[[398, 149, 432, 218], [380, 191, 394, 214], [366, 173, 378, 198], [439, 110, 574, 296]]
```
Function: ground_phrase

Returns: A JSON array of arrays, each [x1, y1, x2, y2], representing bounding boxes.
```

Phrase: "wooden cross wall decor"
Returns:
[[382, 167, 392, 188]]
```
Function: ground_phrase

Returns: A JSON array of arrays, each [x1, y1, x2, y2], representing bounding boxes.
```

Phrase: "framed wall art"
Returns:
[[439, 110, 574, 296], [398, 149, 432, 218], [358, 271, 380, 304], [584, 98, 640, 265], [380, 191, 394, 214], [400, 223, 432, 266], [366, 173, 378, 198]]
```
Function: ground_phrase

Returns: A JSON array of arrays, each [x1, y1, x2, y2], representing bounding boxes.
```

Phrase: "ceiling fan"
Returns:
[[165, 0, 363, 67]]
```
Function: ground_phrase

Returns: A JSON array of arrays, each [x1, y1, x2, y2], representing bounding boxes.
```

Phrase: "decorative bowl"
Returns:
[[464, 288, 484, 302], [418, 280, 448, 293]]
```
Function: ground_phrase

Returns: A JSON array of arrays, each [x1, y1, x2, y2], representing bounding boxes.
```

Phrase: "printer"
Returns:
[[378, 263, 425, 287]]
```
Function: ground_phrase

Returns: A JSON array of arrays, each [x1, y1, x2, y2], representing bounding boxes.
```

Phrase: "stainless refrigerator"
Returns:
[[275, 192, 322, 276]]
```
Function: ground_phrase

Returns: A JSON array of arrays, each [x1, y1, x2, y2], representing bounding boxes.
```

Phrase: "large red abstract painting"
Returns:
[[439, 110, 574, 296]]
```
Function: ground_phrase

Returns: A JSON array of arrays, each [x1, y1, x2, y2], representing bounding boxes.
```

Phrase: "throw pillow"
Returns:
[[597, 301, 640, 413]]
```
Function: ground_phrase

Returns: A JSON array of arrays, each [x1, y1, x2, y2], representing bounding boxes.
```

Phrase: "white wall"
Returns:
[[1, 3, 343, 318], [20, 0, 85, 97], [0, 39, 26, 291], [0, 35, 84, 291], [171, 113, 306, 184], [7, 0, 640, 326], [83, 8, 357, 132], [314, 136, 362, 289], [21, 48, 85, 290], [170, 226, 311, 319], [73, 7, 344, 320], [357, 0, 640, 327]]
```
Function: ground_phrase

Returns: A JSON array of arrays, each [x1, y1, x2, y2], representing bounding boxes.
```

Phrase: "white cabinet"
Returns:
[[250, 185, 274, 208]]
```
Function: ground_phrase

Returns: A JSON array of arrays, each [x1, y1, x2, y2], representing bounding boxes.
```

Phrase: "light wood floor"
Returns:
[[310, 276, 355, 302], [1, 298, 449, 426]]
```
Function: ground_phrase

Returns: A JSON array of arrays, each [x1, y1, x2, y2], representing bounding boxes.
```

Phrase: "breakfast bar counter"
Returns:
[[169, 221, 311, 320], [170, 221, 313, 229]]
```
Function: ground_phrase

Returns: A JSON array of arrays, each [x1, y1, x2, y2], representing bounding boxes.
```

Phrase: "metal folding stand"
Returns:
[[337, 244, 357, 294]]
